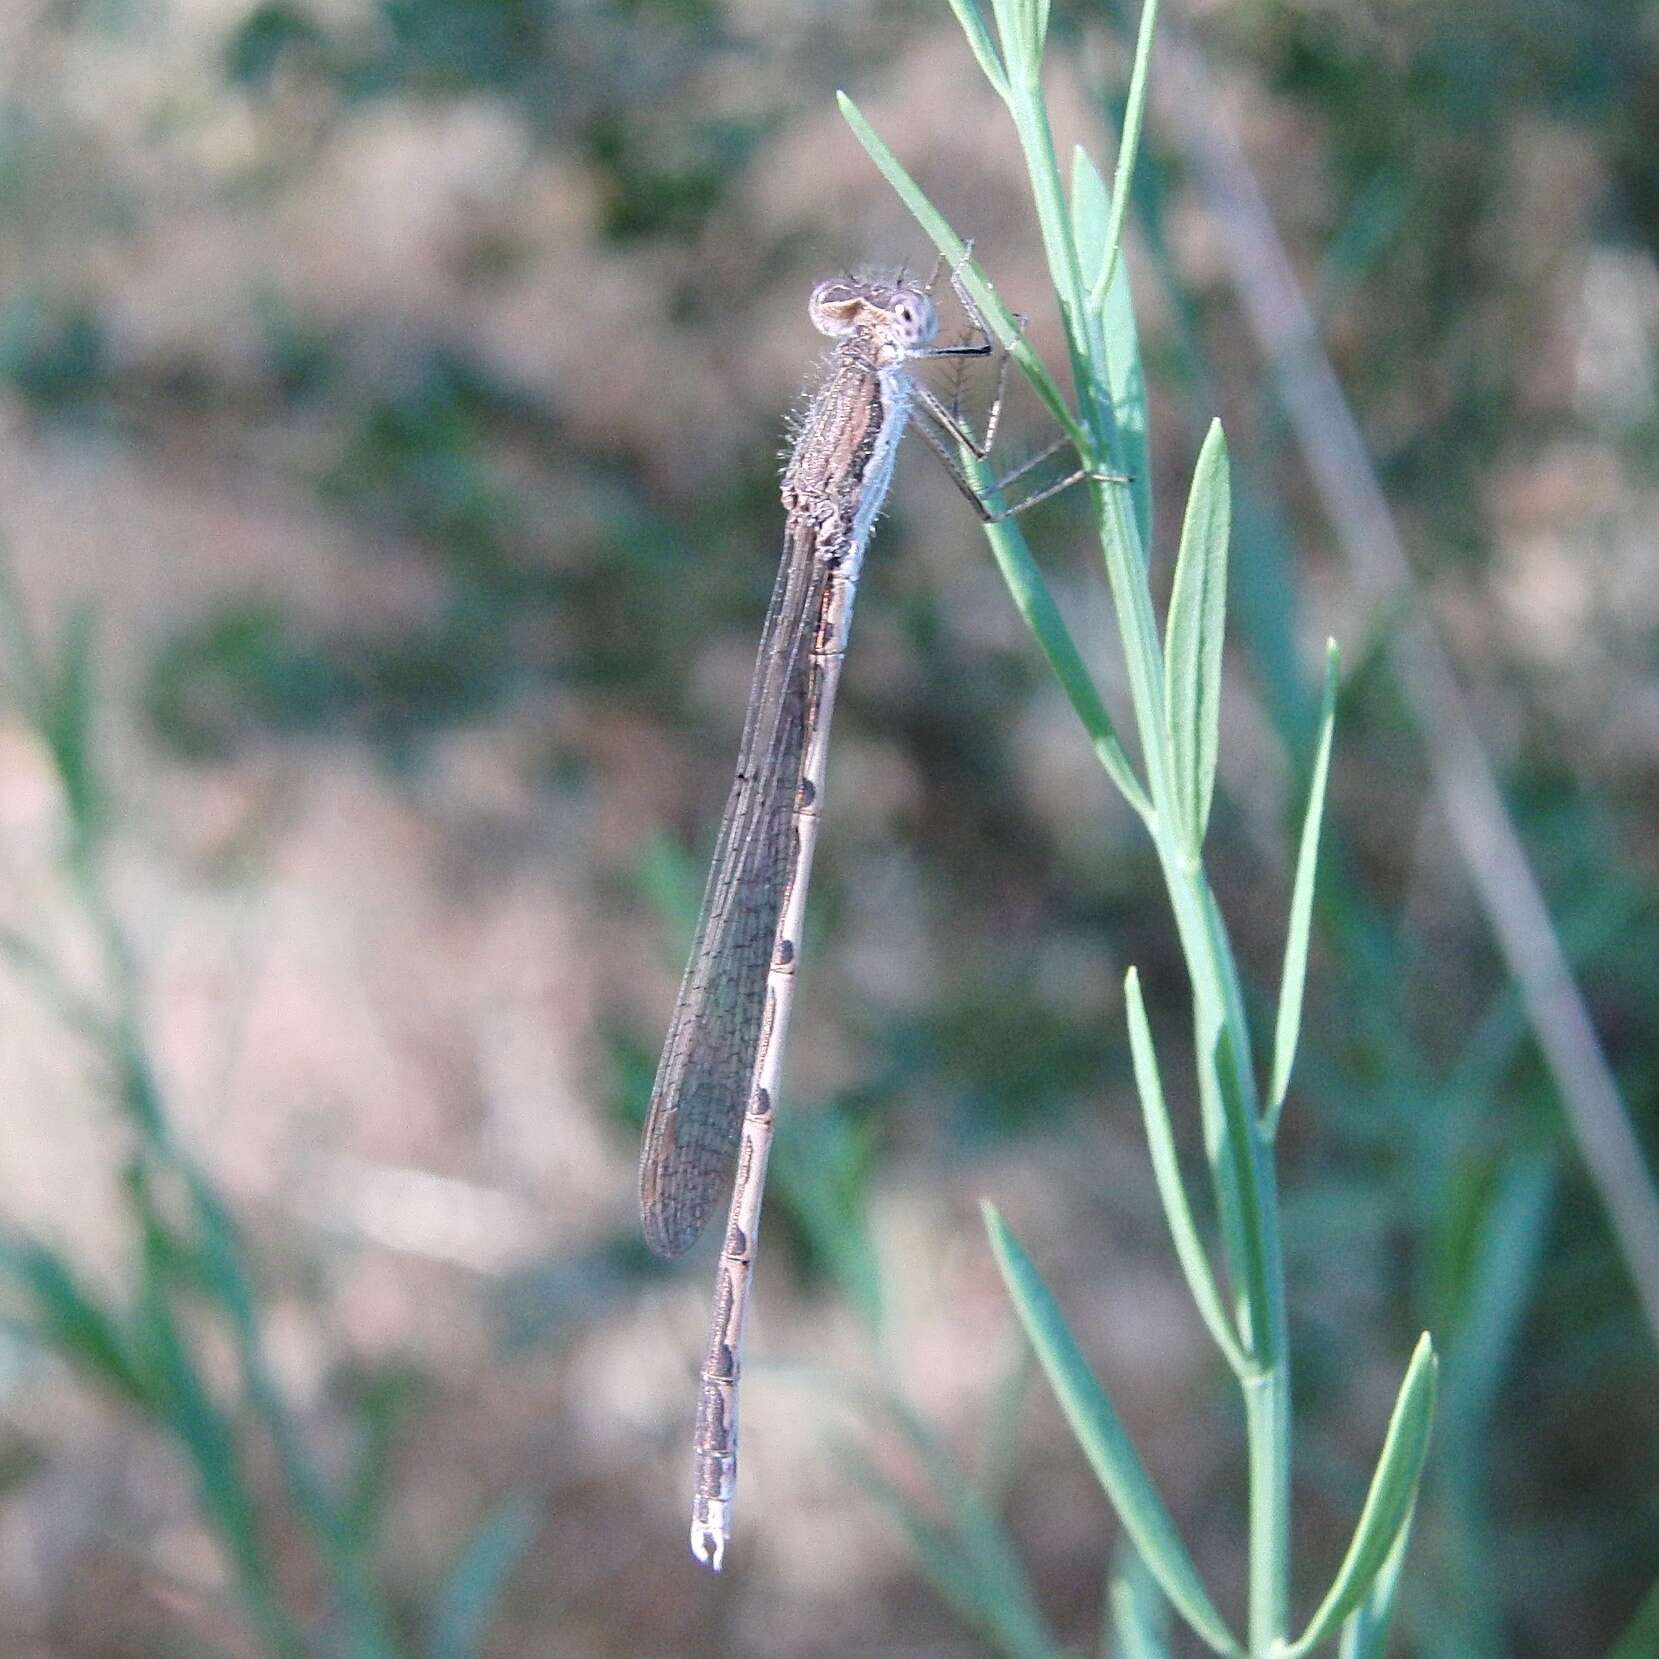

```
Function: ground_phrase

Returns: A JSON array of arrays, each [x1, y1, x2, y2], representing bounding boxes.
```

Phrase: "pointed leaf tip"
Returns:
[[984, 1207, 1240, 1654], [1266, 635, 1340, 1133], [1124, 968, 1249, 1374], [1165, 420, 1232, 858], [1286, 1333, 1437, 1655]]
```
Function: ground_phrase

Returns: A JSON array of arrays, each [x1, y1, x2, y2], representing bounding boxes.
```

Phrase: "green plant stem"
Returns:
[[999, 50, 1293, 1654], [1010, 97, 1115, 459], [1242, 1250, 1291, 1652], [1154, 860, 1290, 1655]]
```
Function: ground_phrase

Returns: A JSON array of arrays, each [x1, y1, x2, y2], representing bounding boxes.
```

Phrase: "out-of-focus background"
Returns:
[[0, 0, 1655, 1655]]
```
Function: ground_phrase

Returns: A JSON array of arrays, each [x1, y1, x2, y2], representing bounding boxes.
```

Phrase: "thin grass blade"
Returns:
[[344, 1368, 422, 1544], [426, 1494, 541, 1659], [1089, 0, 1161, 314], [133, 1213, 306, 1659], [1440, 1155, 1554, 1449], [1106, 1543, 1172, 1659], [882, 1392, 1057, 1657], [1072, 146, 1151, 551], [1164, 420, 1231, 859], [1266, 639, 1339, 1134], [983, 1204, 1242, 1657], [1286, 1334, 1438, 1656], [848, 1458, 984, 1642], [987, 0, 1047, 85], [1213, 1028, 1271, 1358], [942, 0, 1010, 102], [1336, 1498, 1416, 1659], [49, 603, 101, 840], [1123, 969, 1246, 1373], [1071, 144, 1108, 298], [1202, 886, 1257, 1116], [1110, 1583, 1171, 1659], [842, 1434, 1060, 1659], [1099, 207, 1151, 558], [0, 925, 111, 1046], [972, 500, 1150, 817], [0, 563, 103, 847], [0, 1235, 152, 1407]]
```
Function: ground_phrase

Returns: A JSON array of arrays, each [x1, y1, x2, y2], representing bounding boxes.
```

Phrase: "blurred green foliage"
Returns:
[[0, 571, 538, 1659]]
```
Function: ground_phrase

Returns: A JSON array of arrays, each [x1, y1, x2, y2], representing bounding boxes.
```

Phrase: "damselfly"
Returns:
[[639, 253, 1116, 1570]]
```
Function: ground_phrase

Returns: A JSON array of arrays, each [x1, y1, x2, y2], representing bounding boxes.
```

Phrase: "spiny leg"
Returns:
[[911, 368, 1014, 464], [916, 244, 1000, 363], [922, 237, 977, 300], [911, 250, 1116, 513], [912, 286, 1026, 459], [910, 347, 1010, 459], [910, 410, 1127, 524]]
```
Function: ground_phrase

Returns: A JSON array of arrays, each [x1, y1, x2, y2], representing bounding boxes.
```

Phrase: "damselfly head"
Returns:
[[808, 276, 938, 354]]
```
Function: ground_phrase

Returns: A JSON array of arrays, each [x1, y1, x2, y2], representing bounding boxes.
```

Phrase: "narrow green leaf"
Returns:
[[1337, 1498, 1416, 1659], [155, 1158, 402, 1658], [0, 562, 104, 852], [1202, 887, 1257, 1120], [1212, 1028, 1271, 1360], [987, 0, 1046, 85], [1031, 0, 1052, 73], [1107, 1544, 1172, 1659], [844, 1419, 1061, 1659], [1122, 969, 1247, 1374], [1099, 200, 1151, 562], [49, 603, 100, 839], [1110, 1585, 1171, 1659], [847, 1449, 1018, 1659], [1286, 1334, 1438, 1656], [133, 1223, 301, 1658], [836, 93, 1086, 452], [1071, 144, 1110, 294], [0, 1235, 152, 1406], [1089, 0, 1161, 314], [1164, 420, 1231, 858], [1440, 1155, 1554, 1447], [941, 0, 1010, 102], [882, 1394, 1057, 1659], [983, 1205, 1242, 1657], [1266, 639, 1339, 1133], [426, 1494, 540, 1659], [343, 1365, 423, 1543], [1071, 147, 1151, 553]]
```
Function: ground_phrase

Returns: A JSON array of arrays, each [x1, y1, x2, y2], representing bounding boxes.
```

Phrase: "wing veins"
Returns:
[[639, 518, 831, 1257]]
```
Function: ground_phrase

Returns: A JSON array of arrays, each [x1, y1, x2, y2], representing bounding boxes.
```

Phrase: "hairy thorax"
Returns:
[[780, 344, 893, 526]]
